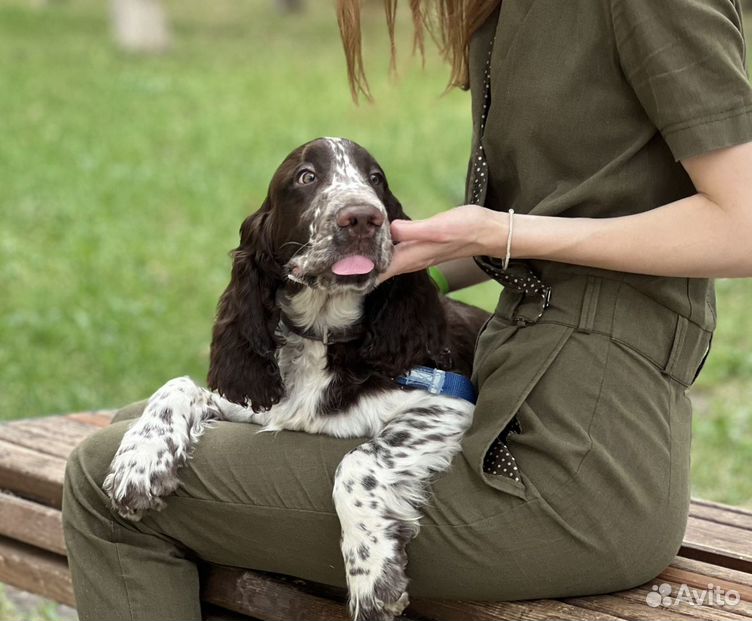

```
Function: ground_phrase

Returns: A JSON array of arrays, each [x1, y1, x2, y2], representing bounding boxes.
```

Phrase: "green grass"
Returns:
[[0, 0, 750, 507]]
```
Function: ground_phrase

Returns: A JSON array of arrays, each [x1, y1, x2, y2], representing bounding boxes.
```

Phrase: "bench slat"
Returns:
[[690, 500, 752, 532], [0, 418, 95, 460], [619, 583, 752, 618], [0, 439, 66, 508], [407, 598, 628, 621], [0, 491, 67, 555], [564, 593, 733, 621], [0, 537, 74, 608], [67, 411, 115, 428], [204, 564, 633, 621], [670, 557, 752, 589], [202, 565, 352, 621], [682, 518, 752, 574], [662, 565, 752, 602]]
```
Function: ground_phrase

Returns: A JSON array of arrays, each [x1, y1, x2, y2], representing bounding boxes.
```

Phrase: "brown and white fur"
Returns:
[[104, 138, 489, 621]]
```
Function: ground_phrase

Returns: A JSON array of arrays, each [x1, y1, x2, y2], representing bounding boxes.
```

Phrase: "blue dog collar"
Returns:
[[395, 366, 477, 404]]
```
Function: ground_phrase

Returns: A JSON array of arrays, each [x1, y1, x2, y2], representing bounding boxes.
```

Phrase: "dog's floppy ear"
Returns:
[[359, 192, 449, 375], [208, 201, 284, 411], [383, 185, 409, 222]]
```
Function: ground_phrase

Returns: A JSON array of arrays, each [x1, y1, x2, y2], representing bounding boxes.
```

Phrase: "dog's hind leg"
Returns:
[[104, 376, 231, 520], [333, 396, 473, 621]]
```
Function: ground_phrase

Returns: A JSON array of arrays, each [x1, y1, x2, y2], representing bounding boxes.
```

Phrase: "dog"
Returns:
[[104, 137, 490, 621]]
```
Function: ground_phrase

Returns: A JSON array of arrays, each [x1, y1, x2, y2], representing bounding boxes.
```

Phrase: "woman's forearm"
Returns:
[[383, 144, 752, 283], [505, 192, 752, 279], [435, 258, 490, 292], [502, 143, 752, 279]]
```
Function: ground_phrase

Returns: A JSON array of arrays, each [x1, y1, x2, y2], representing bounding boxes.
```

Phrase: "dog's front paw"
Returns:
[[348, 557, 410, 621], [103, 434, 182, 521], [383, 592, 409, 617], [354, 591, 409, 621]]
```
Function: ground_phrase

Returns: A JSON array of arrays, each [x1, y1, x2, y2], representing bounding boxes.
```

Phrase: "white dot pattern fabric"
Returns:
[[483, 439, 521, 482], [468, 35, 552, 306], [467, 34, 529, 483]]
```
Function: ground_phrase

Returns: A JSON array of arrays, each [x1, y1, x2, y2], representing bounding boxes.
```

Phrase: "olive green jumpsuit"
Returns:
[[62, 1, 752, 618]]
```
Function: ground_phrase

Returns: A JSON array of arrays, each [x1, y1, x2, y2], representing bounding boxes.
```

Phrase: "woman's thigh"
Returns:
[[76, 343, 686, 603], [75, 404, 554, 597]]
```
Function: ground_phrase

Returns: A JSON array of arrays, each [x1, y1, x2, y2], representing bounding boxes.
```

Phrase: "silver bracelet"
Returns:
[[502, 208, 514, 271]]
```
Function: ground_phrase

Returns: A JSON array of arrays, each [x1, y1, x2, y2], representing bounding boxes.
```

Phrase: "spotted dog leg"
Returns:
[[103, 376, 263, 520], [333, 398, 474, 621]]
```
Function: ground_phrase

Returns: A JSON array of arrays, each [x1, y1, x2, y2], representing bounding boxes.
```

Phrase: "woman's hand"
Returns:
[[378, 204, 507, 283]]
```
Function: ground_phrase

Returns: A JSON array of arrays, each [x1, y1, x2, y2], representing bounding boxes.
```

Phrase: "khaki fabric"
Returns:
[[467, 0, 752, 326], [461, 0, 752, 504], [64, 329, 689, 621], [62, 2, 752, 618]]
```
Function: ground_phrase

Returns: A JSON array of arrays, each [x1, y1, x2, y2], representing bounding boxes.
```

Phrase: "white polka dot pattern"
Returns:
[[467, 34, 535, 483], [483, 439, 521, 482], [467, 35, 552, 306], [483, 417, 522, 481]]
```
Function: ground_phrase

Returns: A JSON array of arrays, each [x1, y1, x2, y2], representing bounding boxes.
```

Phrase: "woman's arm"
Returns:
[[432, 258, 490, 292], [381, 142, 752, 282]]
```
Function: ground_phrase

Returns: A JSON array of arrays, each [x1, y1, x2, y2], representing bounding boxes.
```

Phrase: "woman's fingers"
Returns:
[[390, 217, 449, 242], [378, 205, 499, 283], [378, 241, 440, 283]]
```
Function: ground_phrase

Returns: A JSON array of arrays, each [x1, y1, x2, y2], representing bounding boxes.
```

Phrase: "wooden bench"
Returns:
[[0, 412, 750, 620]]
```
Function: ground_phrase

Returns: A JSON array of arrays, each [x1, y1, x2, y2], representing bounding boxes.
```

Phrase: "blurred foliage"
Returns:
[[0, 0, 750, 507], [0, 584, 67, 621]]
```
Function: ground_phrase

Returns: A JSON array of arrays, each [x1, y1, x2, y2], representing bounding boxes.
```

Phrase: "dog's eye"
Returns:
[[296, 170, 316, 185], [369, 172, 384, 186]]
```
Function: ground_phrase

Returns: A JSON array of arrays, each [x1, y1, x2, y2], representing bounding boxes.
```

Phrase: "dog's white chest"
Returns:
[[275, 337, 333, 425]]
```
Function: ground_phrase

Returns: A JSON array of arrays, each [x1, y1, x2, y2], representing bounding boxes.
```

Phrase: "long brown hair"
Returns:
[[336, 0, 501, 101]]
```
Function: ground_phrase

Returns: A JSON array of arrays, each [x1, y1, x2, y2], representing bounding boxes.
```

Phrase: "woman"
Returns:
[[62, 0, 752, 618]]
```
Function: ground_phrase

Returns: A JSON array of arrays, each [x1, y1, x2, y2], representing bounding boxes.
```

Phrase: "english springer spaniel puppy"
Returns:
[[104, 137, 489, 621]]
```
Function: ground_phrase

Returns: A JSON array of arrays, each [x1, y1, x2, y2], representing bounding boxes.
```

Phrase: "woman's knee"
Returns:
[[64, 401, 145, 510], [62, 421, 132, 527], [111, 399, 147, 424]]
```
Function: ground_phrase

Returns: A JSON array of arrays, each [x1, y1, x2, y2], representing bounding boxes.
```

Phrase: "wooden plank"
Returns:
[[202, 604, 254, 620], [202, 564, 631, 621], [690, 500, 752, 532], [659, 565, 752, 604], [0, 417, 95, 460], [670, 557, 752, 589], [565, 593, 712, 621], [0, 492, 66, 555], [682, 517, 752, 573], [407, 598, 629, 621], [0, 537, 74, 608], [0, 439, 66, 508], [202, 565, 352, 621], [66, 411, 114, 428], [615, 586, 752, 620]]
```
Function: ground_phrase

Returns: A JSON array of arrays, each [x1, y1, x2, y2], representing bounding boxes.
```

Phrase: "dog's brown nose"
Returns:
[[335, 205, 385, 238]]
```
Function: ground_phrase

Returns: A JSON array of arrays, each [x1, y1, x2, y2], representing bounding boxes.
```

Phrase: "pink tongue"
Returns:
[[331, 255, 375, 276]]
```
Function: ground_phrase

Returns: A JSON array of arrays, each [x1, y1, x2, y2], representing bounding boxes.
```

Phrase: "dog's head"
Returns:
[[256, 137, 402, 292], [208, 138, 448, 410]]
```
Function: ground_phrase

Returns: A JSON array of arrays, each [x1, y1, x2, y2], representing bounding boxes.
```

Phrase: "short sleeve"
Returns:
[[611, 0, 752, 160]]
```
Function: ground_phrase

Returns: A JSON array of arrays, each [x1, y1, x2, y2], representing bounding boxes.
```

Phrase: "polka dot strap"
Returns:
[[468, 33, 551, 321], [470, 31, 528, 484]]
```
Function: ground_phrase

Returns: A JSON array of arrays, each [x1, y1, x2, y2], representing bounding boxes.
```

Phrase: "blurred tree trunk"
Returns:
[[275, 0, 304, 13], [111, 0, 171, 53]]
